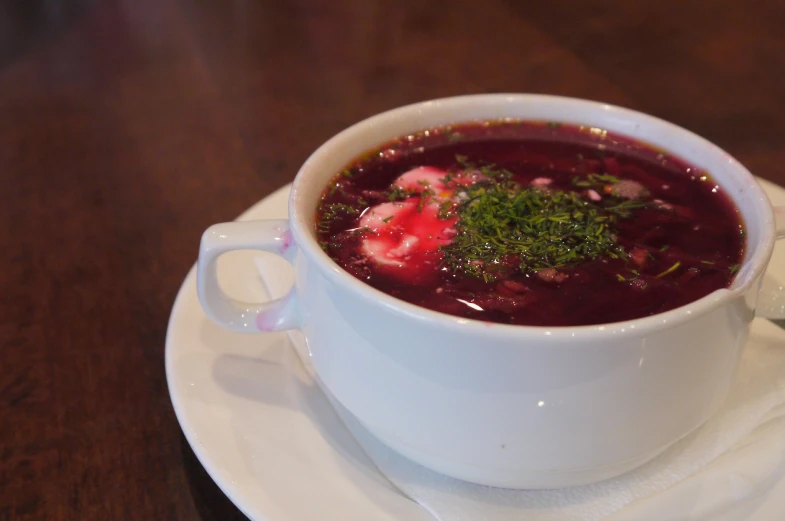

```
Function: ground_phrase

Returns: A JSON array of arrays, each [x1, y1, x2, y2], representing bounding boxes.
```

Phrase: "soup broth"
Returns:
[[315, 121, 744, 327]]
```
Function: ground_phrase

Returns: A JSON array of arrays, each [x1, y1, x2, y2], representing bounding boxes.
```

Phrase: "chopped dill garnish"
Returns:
[[656, 261, 681, 278], [572, 173, 620, 188], [701, 260, 714, 265], [317, 202, 361, 232], [416, 188, 435, 212], [324, 203, 358, 217], [388, 186, 412, 201], [729, 264, 741, 274], [351, 226, 373, 236], [318, 241, 341, 251], [456, 155, 513, 181], [437, 199, 453, 219], [382, 215, 394, 223], [440, 161, 646, 280], [616, 269, 640, 282]]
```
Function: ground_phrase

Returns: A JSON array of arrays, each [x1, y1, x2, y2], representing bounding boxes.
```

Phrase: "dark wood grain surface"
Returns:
[[2, 1, 785, 519]]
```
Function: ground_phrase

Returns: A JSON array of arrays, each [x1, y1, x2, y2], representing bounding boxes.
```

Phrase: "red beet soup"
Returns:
[[315, 121, 744, 326]]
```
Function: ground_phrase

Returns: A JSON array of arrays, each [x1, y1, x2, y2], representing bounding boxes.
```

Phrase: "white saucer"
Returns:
[[166, 181, 785, 521]]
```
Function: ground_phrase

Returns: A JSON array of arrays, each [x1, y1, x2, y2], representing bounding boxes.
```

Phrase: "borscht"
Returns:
[[315, 121, 744, 326]]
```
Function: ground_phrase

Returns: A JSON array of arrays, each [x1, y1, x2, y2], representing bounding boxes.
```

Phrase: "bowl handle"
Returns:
[[197, 220, 300, 333], [756, 206, 785, 320]]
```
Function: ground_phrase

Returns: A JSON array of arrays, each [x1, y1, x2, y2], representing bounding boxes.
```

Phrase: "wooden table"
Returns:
[[2, 1, 784, 519]]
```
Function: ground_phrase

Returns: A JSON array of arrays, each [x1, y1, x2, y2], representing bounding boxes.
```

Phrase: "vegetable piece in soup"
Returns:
[[315, 121, 745, 327]]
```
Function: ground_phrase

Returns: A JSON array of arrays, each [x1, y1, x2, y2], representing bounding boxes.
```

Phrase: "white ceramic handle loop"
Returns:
[[775, 205, 785, 240], [197, 220, 300, 333], [756, 205, 785, 320]]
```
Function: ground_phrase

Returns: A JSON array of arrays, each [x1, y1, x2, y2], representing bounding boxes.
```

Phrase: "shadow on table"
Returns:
[[0, 0, 93, 68], [181, 433, 249, 521]]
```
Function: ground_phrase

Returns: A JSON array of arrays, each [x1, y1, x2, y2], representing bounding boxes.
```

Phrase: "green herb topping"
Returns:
[[388, 186, 413, 201], [656, 261, 681, 278], [317, 202, 360, 234], [440, 161, 647, 281], [571, 173, 620, 188]]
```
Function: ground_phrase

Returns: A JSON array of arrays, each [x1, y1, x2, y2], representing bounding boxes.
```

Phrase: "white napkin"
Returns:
[[256, 256, 785, 521]]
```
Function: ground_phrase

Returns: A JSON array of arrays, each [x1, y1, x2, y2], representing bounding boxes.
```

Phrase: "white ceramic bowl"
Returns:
[[196, 94, 785, 488]]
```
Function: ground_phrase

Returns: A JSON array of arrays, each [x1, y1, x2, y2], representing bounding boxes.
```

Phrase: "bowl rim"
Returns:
[[288, 93, 776, 340]]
